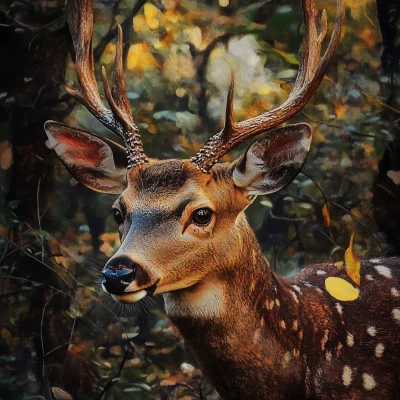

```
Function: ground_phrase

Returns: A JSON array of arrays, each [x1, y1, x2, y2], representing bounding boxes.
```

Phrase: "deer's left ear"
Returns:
[[231, 123, 312, 196], [44, 121, 128, 194]]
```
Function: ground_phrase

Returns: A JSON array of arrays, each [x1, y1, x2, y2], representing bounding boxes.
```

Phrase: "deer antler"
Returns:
[[66, 0, 148, 169], [190, 0, 345, 173]]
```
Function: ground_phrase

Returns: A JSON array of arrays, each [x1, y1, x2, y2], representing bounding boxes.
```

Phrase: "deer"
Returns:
[[44, 0, 400, 398]]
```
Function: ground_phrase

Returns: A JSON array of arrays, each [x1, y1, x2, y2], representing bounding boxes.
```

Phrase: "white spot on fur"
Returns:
[[366, 274, 374, 281], [367, 326, 377, 337], [290, 290, 299, 303], [316, 270, 326, 275], [292, 285, 302, 294], [342, 365, 352, 386], [325, 350, 332, 362], [282, 352, 292, 368], [335, 303, 343, 315], [362, 373, 377, 390], [275, 298, 280, 307], [369, 258, 382, 264], [265, 299, 274, 310], [346, 332, 354, 347], [375, 343, 385, 357], [280, 320, 286, 329], [391, 288, 400, 298], [392, 308, 400, 323], [374, 265, 393, 279], [253, 329, 262, 344], [292, 320, 298, 331]]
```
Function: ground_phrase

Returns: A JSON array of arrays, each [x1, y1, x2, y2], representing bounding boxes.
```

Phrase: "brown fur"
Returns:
[[106, 160, 400, 400]]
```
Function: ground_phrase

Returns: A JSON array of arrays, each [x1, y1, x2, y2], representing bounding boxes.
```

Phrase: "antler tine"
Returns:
[[112, 25, 133, 118], [191, 0, 344, 173], [66, 0, 148, 169], [102, 25, 148, 167], [66, 0, 109, 122], [222, 71, 237, 138]]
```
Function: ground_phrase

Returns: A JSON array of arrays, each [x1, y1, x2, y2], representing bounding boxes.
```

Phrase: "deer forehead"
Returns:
[[121, 159, 243, 213]]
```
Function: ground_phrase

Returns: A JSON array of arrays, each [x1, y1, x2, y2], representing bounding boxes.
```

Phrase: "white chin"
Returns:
[[111, 290, 147, 303]]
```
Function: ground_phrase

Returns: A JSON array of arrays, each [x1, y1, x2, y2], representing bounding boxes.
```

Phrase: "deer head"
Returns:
[[45, 0, 344, 305]]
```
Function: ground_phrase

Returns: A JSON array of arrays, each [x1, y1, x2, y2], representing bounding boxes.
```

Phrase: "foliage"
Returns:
[[0, 0, 399, 398]]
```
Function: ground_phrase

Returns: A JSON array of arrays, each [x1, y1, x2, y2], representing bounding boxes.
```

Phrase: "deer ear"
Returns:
[[44, 121, 127, 194], [231, 123, 312, 196]]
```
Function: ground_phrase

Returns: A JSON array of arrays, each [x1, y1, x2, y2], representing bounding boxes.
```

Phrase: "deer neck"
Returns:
[[163, 220, 334, 399]]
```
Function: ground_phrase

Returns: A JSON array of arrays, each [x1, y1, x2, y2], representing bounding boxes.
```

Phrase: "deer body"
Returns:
[[43, 0, 400, 398], [165, 233, 400, 399]]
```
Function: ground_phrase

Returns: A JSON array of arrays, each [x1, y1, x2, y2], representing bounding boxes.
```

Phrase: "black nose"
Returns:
[[102, 256, 136, 294]]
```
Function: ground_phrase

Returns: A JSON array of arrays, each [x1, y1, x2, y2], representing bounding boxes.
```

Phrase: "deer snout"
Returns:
[[102, 256, 137, 294]]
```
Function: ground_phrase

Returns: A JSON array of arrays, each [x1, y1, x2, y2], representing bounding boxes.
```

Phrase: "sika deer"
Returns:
[[44, 0, 400, 398]]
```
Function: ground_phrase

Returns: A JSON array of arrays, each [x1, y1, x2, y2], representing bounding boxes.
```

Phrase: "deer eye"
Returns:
[[112, 209, 124, 225], [192, 208, 212, 226]]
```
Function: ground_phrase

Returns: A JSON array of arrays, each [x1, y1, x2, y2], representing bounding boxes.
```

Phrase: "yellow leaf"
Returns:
[[272, 79, 291, 95], [345, 232, 361, 286], [360, 90, 400, 114], [271, 48, 299, 65], [127, 43, 160, 72], [333, 99, 346, 119], [322, 75, 336, 86], [144, 3, 159, 19], [144, 3, 160, 29], [175, 87, 186, 98], [335, 261, 344, 270], [325, 277, 359, 301], [133, 14, 146, 33], [322, 203, 330, 228]]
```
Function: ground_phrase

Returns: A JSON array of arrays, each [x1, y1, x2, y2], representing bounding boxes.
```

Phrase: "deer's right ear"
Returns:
[[231, 123, 312, 197], [44, 121, 127, 194]]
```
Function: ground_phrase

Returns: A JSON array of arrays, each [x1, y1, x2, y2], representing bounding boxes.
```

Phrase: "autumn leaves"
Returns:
[[325, 232, 361, 301]]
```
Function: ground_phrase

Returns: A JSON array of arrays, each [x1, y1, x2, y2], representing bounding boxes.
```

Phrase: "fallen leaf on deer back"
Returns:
[[325, 277, 359, 301], [345, 232, 361, 286]]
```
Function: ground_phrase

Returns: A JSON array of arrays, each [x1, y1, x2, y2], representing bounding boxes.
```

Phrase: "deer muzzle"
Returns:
[[102, 256, 137, 294]]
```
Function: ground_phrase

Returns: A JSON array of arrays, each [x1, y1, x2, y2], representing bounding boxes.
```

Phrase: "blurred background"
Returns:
[[0, 0, 399, 398]]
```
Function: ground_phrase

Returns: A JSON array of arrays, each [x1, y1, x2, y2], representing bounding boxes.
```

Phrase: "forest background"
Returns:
[[0, 0, 399, 398]]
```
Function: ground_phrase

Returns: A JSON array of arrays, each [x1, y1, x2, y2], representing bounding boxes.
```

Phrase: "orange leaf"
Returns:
[[0, 141, 13, 170], [1, 328, 13, 347], [345, 232, 361, 286], [51, 388, 73, 400], [272, 79, 292, 95], [322, 203, 330, 228]]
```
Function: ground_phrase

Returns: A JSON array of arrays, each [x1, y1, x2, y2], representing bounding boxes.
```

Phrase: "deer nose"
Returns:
[[102, 256, 136, 294]]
